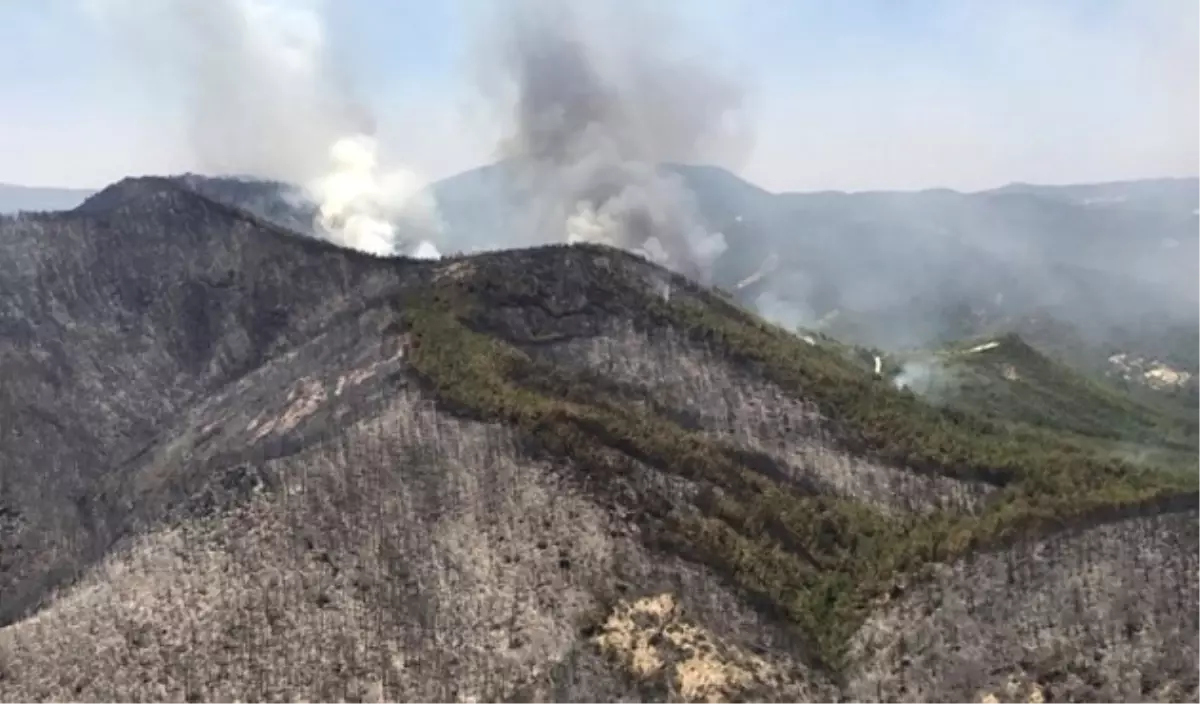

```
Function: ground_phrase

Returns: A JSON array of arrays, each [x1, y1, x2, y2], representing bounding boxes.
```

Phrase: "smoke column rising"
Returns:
[[308, 134, 441, 257], [473, 0, 751, 281], [84, 0, 442, 258]]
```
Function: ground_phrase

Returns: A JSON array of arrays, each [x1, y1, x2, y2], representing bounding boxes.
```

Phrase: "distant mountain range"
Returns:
[[5, 168, 1196, 356], [0, 183, 94, 213], [430, 165, 1199, 347]]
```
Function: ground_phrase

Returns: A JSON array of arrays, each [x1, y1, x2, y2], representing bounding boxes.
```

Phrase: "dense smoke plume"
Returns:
[[85, 0, 442, 257], [472, 0, 751, 281], [307, 134, 441, 257], [87, 0, 751, 269]]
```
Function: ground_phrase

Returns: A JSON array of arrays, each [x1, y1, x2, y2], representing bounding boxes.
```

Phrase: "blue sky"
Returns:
[[1, 0, 1196, 191]]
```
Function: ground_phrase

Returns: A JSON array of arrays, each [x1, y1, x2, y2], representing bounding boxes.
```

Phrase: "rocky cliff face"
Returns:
[[0, 179, 1195, 702]]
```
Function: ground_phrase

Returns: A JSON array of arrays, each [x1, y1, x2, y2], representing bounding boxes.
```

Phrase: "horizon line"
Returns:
[[5, 166, 1199, 198]]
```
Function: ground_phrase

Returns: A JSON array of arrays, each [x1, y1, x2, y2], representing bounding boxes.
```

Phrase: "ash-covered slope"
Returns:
[[0, 178, 416, 625], [75, 174, 317, 237], [0, 180, 1195, 702]]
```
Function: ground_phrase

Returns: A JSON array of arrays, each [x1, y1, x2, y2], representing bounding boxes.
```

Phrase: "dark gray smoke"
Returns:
[[474, 0, 750, 282]]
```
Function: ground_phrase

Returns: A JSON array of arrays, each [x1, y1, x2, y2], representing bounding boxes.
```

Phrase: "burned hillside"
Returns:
[[0, 179, 1195, 702]]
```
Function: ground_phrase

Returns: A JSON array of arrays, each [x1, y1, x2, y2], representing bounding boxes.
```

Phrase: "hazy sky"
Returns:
[[1, 0, 1196, 192]]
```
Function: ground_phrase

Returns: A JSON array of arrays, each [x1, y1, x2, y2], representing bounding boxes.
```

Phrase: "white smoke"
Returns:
[[411, 240, 443, 260], [754, 290, 819, 333], [308, 135, 442, 257], [84, 0, 442, 258], [894, 359, 941, 393], [735, 253, 780, 291]]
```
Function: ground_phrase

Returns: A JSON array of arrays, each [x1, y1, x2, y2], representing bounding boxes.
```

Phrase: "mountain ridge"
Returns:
[[8, 167, 1198, 346], [0, 177, 1195, 701]]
